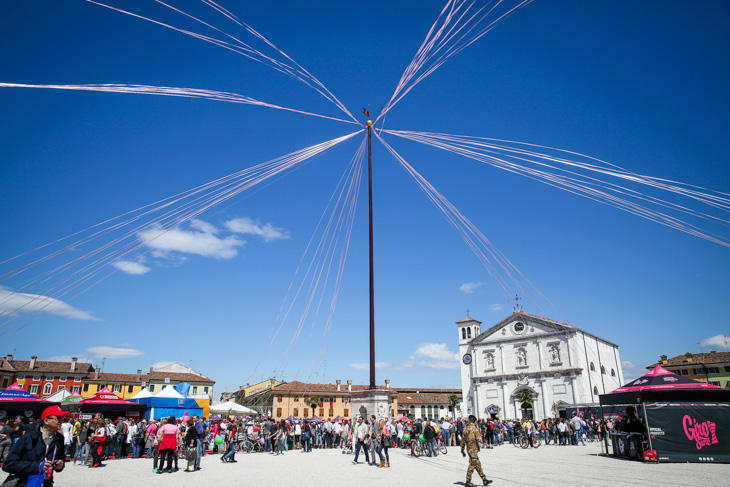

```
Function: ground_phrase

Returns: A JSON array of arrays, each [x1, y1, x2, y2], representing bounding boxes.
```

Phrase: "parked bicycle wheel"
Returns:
[[438, 443, 447, 455]]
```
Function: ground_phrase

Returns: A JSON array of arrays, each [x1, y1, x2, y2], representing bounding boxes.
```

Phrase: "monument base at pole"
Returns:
[[350, 388, 392, 421]]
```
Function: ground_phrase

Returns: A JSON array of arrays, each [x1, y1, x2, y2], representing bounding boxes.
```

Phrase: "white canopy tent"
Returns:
[[155, 385, 184, 399], [209, 401, 257, 416], [44, 388, 70, 402], [129, 388, 153, 400]]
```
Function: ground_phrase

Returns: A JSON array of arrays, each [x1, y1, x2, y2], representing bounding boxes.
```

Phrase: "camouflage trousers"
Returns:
[[466, 449, 485, 482]]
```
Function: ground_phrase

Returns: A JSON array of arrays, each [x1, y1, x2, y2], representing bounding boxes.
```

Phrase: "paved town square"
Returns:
[[48, 443, 729, 487]]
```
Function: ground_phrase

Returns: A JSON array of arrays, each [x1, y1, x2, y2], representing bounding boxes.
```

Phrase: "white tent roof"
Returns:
[[44, 388, 70, 402], [209, 401, 257, 415], [156, 385, 184, 399], [130, 388, 153, 400]]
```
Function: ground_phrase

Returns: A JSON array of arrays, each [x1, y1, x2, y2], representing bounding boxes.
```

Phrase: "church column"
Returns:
[[566, 335, 574, 367], [536, 340, 543, 369], [540, 379, 549, 420], [501, 381, 508, 418], [474, 381, 481, 418], [499, 345, 505, 374], [570, 375, 578, 404]]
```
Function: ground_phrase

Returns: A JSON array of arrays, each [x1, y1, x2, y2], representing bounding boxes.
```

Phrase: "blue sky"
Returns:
[[1, 1, 729, 395]]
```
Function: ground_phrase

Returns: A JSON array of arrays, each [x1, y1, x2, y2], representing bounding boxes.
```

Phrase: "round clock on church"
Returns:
[[462, 353, 472, 365]]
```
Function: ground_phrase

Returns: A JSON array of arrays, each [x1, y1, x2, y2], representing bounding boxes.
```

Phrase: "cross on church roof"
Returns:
[[513, 295, 523, 312], [466, 307, 471, 317]]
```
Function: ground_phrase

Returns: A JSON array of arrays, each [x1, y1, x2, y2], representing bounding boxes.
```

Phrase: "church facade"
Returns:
[[457, 310, 623, 420]]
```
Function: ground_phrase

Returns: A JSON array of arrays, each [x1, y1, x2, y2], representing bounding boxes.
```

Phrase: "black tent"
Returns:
[[599, 366, 730, 463]]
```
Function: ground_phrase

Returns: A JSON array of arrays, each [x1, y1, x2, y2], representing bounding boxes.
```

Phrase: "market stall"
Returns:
[[61, 386, 147, 419], [599, 365, 729, 463], [131, 385, 202, 420], [0, 383, 56, 421]]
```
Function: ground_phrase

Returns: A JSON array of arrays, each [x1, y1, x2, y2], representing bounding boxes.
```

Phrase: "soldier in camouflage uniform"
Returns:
[[461, 415, 493, 486]]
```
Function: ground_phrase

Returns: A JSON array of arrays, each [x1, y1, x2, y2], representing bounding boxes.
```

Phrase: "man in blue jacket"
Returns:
[[2, 405, 67, 487]]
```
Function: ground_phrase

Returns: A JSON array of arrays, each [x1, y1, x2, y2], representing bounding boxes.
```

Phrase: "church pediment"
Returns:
[[470, 311, 573, 344]]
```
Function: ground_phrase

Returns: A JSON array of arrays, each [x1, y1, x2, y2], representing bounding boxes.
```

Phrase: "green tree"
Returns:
[[514, 388, 533, 404], [448, 394, 460, 418], [307, 397, 320, 415]]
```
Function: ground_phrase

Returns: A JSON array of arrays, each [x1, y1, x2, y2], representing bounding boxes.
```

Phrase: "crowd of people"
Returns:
[[2, 406, 639, 486]]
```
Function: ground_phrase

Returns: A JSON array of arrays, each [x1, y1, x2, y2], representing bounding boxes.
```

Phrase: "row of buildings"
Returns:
[[227, 377, 464, 420], [648, 351, 730, 388], [0, 355, 216, 400]]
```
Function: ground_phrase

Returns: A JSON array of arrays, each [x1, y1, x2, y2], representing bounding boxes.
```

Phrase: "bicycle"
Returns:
[[436, 435, 448, 455]]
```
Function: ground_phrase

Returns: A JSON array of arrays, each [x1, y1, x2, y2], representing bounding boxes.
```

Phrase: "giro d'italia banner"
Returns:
[[645, 403, 730, 463]]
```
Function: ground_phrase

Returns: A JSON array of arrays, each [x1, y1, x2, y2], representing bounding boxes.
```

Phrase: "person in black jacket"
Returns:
[[1, 406, 67, 487]]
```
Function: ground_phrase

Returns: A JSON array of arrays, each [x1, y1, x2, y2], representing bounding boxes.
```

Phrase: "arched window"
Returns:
[[462, 328, 466, 339], [601, 365, 606, 375], [593, 386, 598, 395], [590, 362, 596, 371], [611, 369, 616, 377], [43, 383, 52, 395], [467, 328, 472, 338], [293, 408, 298, 417]]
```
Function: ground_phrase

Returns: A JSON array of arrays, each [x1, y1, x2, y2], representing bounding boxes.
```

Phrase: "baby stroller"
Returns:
[[341, 431, 353, 454]]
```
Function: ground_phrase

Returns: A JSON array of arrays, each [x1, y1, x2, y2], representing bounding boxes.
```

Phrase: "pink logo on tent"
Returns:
[[683, 415, 718, 450]]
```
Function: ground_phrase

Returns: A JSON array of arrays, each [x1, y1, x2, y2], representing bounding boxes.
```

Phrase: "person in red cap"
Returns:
[[1, 405, 67, 486]]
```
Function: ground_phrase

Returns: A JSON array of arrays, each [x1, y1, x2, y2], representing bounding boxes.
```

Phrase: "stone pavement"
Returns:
[[46, 442, 729, 487]]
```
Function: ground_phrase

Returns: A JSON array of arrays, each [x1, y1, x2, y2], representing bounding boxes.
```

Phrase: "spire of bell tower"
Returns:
[[513, 294, 523, 312]]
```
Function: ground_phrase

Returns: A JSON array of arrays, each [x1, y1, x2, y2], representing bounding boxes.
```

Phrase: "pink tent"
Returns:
[[0, 383, 47, 402], [610, 365, 722, 393]]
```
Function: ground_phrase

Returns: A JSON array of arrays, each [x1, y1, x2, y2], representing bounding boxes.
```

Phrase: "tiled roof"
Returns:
[[147, 371, 214, 383], [84, 370, 214, 383], [648, 351, 730, 368], [86, 372, 146, 382], [397, 391, 462, 405], [456, 317, 482, 324], [396, 387, 461, 394], [0, 358, 14, 372], [272, 382, 463, 400], [11, 360, 93, 374], [273, 381, 372, 393]]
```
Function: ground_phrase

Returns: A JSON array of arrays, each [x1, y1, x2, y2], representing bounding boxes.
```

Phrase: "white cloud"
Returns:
[[698, 334, 729, 350], [349, 362, 389, 371], [189, 219, 220, 234], [86, 346, 144, 359], [225, 217, 290, 242], [138, 223, 244, 259], [111, 260, 151, 275], [621, 360, 646, 380], [0, 287, 100, 321], [490, 303, 503, 312], [401, 343, 460, 370], [459, 282, 483, 294]]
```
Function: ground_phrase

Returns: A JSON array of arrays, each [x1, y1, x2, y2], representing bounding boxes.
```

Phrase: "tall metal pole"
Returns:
[[366, 119, 376, 390]]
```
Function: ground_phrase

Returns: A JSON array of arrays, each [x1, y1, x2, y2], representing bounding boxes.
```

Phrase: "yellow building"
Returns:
[[650, 351, 730, 388], [271, 380, 398, 420], [238, 378, 283, 399], [82, 367, 216, 407], [81, 369, 146, 400]]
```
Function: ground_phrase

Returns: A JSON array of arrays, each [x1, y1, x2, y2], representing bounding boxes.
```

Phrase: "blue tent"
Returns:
[[130, 386, 202, 420]]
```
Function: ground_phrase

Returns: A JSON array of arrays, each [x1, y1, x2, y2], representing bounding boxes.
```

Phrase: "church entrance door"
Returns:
[[520, 402, 533, 420]]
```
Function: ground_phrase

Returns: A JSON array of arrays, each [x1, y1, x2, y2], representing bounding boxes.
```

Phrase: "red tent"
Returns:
[[610, 365, 722, 393], [62, 387, 146, 417], [79, 387, 135, 404]]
